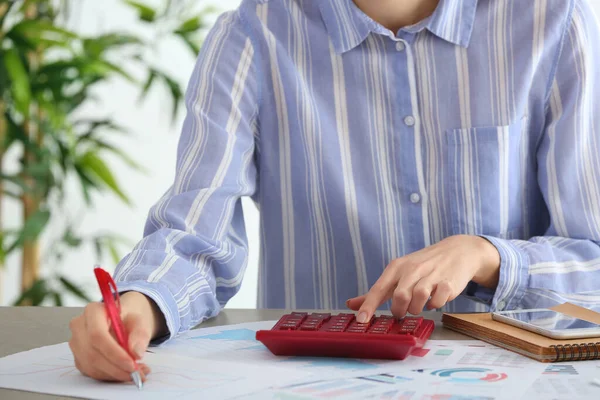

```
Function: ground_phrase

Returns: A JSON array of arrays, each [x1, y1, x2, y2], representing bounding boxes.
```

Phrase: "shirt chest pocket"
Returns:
[[444, 117, 527, 238]]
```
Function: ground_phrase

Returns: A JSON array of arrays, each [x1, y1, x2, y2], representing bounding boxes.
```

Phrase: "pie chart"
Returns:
[[430, 368, 508, 383]]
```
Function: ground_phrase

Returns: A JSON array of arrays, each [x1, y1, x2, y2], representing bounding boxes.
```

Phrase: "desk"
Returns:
[[0, 307, 467, 400]]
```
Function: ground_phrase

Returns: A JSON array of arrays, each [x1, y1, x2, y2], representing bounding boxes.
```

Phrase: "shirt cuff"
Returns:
[[463, 281, 495, 305], [116, 280, 180, 345], [479, 235, 530, 311]]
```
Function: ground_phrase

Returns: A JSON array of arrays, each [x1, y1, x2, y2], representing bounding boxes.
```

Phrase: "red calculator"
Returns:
[[256, 312, 434, 360]]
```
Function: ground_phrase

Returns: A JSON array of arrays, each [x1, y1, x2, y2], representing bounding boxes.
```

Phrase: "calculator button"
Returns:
[[368, 325, 392, 334], [346, 328, 367, 333], [278, 324, 299, 331], [300, 325, 319, 331], [300, 319, 326, 330], [291, 312, 308, 317], [310, 313, 331, 320]]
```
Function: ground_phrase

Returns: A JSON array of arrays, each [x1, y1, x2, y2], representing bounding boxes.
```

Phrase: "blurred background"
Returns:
[[4, 0, 600, 309], [0, 0, 256, 308]]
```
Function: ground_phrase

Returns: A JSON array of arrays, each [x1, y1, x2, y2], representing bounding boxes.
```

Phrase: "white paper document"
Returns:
[[1, 320, 599, 399]]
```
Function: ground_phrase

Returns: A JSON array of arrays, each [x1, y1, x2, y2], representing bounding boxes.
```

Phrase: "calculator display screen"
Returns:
[[502, 310, 600, 330]]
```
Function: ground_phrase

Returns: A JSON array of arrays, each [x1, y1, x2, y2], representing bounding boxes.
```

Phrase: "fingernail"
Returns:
[[345, 299, 351, 307], [357, 312, 368, 323]]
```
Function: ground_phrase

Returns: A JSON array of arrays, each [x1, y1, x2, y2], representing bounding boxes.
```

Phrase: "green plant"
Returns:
[[0, 0, 215, 305]]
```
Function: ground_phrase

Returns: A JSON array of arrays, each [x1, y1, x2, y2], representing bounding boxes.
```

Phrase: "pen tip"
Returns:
[[131, 371, 143, 390]]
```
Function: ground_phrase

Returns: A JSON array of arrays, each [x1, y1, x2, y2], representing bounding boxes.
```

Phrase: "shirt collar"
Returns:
[[319, 0, 478, 54]]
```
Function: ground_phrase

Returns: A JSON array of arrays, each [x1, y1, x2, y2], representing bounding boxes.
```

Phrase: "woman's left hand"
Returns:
[[346, 235, 501, 323]]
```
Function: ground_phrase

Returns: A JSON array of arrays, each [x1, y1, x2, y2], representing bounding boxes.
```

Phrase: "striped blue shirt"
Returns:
[[115, 0, 600, 339]]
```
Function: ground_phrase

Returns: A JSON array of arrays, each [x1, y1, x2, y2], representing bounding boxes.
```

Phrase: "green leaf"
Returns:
[[4, 48, 31, 116], [176, 16, 204, 34], [93, 140, 147, 172], [124, 0, 157, 22], [52, 292, 63, 306], [59, 276, 92, 302], [4, 29, 38, 52], [11, 20, 77, 41], [75, 119, 130, 140], [2, 189, 21, 199], [81, 59, 136, 83], [0, 233, 5, 265], [164, 75, 183, 121], [7, 20, 76, 51], [5, 112, 35, 152], [94, 238, 102, 263], [63, 229, 82, 247], [1, 174, 32, 195], [74, 164, 97, 205], [13, 279, 49, 306], [6, 209, 51, 254], [176, 32, 201, 56], [83, 34, 143, 58], [107, 241, 121, 265], [150, 69, 183, 122], [80, 151, 130, 204], [93, 238, 102, 262], [0, 1, 18, 27], [138, 69, 157, 101]]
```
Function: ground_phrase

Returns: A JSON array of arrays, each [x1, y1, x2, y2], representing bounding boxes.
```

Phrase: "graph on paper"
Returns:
[[456, 350, 532, 369], [239, 373, 416, 399], [4, 322, 590, 400]]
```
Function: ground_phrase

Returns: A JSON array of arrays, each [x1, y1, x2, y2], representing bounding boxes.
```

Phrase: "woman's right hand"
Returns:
[[68, 291, 167, 382]]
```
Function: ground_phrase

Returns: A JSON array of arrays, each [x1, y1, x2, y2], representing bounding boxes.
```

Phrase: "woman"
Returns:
[[69, 0, 600, 383]]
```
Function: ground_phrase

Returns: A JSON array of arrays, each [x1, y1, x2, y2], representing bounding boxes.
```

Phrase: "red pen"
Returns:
[[94, 266, 143, 389]]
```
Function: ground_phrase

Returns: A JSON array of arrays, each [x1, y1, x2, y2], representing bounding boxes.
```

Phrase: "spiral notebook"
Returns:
[[442, 303, 600, 362]]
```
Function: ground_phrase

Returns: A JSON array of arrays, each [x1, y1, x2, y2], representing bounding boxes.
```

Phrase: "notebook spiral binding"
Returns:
[[550, 342, 600, 361]]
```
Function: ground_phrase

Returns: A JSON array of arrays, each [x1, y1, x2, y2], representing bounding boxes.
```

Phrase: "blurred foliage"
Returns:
[[0, 0, 216, 306]]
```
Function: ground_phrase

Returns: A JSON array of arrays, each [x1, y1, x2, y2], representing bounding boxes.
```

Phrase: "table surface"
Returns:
[[0, 307, 467, 400]]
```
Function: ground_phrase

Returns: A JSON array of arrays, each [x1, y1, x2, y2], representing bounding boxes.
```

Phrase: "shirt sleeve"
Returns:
[[476, 0, 600, 313], [113, 9, 260, 342]]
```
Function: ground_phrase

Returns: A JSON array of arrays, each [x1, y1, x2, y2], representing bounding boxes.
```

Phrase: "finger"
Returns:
[[426, 280, 454, 310], [407, 278, 435, 315], [68, 316, 84, 358], [390, 273, 422, 318], [346, 295, 366, 311], [87, 348, 134, 382], [139, 363, 151, 381], [84, 303, 136, 372], [86, 365, 127, 383], [124, 313, 152, 360], [357, 267, 398, 322]]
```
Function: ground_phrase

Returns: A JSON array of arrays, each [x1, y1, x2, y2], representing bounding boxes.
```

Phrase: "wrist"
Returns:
[[120, 291, 168, 340], [472, 236, 501, 289]]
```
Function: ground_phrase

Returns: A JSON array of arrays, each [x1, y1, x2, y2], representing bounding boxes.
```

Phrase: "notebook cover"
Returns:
[[442, 303, 600, 362]]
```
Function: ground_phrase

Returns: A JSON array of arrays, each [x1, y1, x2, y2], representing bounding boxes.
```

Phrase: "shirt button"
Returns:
[[404, 115, 415, 126], [497, 300, 506, 311], [395, 41, 405, 52], [410, 193, 421, 203]]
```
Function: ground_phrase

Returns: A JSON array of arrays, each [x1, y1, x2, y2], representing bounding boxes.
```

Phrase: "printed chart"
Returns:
[[1, 322, 598, 399], [240, 373, 417, 399], [524, 362, 600, 399], [456, 350, 532, 369], [157, 321, 404, 379]]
